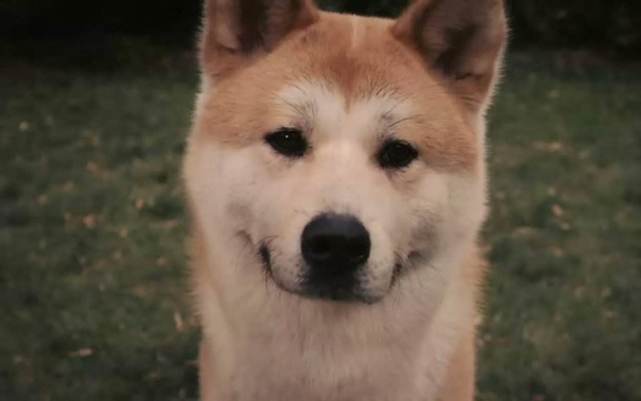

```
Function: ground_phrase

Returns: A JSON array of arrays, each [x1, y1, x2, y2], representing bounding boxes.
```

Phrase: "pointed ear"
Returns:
[[200, 0, 319, 77], [392, 0, 507, 112]]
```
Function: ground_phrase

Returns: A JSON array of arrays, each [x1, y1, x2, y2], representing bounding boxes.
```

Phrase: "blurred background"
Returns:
[[1, 1, 640, 400]]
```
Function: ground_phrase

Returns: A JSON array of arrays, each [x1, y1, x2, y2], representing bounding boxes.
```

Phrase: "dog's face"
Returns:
[[186, 0, 506, 304]]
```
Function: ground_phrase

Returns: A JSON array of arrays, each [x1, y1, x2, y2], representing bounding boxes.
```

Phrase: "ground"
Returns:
[[1, 40, 640, 401]]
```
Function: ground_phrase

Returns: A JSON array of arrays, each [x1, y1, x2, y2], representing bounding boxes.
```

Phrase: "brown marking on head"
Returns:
[[195, 0, 507, 173]]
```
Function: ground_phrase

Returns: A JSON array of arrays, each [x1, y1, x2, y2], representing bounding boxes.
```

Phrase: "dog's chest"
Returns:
[[220, 334, 438, 401]]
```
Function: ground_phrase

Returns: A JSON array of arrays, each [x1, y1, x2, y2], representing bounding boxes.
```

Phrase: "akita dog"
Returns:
[[183, 0, 507, 399]]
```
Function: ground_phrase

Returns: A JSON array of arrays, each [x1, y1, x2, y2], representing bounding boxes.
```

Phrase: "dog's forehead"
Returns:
[[275, 80, 414, 143], [271, 14, 460, 132], [292, 13, 428, 101]]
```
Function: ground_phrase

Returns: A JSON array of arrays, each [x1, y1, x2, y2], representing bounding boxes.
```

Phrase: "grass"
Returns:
[[480, 55, 641, 401], [1, 40, 640, 401]]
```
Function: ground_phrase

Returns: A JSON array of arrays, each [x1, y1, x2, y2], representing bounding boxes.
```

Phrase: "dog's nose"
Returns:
[[301, 213, 371, 272]]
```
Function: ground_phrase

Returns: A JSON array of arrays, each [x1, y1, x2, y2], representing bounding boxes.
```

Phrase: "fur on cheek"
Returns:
[[443, 173, 487, 241]]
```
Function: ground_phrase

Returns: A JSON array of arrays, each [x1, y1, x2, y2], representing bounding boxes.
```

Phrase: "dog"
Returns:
[[183, 0, 507, 399]]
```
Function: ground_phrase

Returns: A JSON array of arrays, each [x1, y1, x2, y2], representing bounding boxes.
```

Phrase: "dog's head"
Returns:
[[185, 0, 507, 304]]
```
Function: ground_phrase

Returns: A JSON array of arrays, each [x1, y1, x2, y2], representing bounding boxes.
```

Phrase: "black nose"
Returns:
[[301, 213, 371, 272]]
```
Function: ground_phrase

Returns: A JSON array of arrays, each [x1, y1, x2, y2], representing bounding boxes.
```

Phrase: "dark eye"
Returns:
[[264, 128, 308, 158], [377, 139, 419, 169]]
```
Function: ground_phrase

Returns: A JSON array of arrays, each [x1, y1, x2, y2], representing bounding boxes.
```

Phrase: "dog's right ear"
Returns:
[[200, 0, 319, 77]]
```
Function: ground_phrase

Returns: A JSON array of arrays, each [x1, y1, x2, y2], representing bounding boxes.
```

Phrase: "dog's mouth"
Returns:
[[391, 250, 430, 287], [259, 243, 272, 271], [258, 240, 430, 304], [258, 242, 287, 294], [258, 242, 378, 304], [257, 242, 284, 289]]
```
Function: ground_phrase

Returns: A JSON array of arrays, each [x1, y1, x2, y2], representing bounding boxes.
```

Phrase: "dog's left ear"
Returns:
[[392, 0, 507, 113]]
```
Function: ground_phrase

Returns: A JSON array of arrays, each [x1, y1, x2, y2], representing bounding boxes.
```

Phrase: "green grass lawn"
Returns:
[[1, 42, 640, 401]]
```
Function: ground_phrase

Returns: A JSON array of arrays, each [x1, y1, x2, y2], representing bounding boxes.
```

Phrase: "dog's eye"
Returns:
[[264, 128, 308, 158], [377, 139, 419, 169]]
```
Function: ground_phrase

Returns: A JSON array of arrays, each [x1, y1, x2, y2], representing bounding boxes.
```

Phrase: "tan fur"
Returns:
[[184, 0, 506, 400], [195, 13, 479, 170]]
